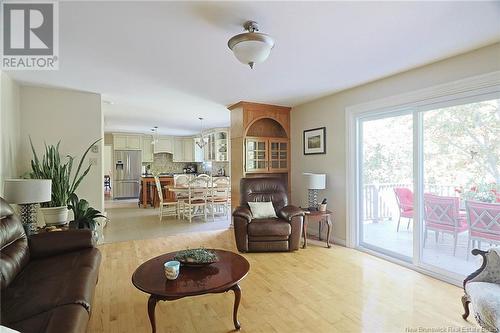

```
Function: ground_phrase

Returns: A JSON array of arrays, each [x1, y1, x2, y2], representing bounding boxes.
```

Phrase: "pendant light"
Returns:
[[151, 126, 159, 145], [195, 118, 209, 148], [228, 21, 275, 69]]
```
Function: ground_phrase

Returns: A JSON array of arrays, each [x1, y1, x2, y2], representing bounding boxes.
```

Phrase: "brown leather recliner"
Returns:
[[232, 177, 305, 252], [0, 197, 101, 333]]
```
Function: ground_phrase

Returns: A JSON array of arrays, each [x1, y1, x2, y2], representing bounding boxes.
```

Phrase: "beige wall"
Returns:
[[0, 72, 21, 196], [291, 43, 500, 244], [19, 86, 104, 212]]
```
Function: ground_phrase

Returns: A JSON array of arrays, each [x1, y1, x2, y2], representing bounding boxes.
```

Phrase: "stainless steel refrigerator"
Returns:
[[113, 150, 141, 199]]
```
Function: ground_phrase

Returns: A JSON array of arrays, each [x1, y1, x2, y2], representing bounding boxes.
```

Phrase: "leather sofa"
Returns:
[[0, 197, 101, 333], [233, 177, 304, 252]]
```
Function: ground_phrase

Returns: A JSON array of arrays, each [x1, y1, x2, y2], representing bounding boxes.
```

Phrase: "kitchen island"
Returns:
[[140, 175, 175, 208]]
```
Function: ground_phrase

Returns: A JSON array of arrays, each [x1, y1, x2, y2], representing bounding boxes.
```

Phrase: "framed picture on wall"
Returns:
[[303, 127, 326, 155]]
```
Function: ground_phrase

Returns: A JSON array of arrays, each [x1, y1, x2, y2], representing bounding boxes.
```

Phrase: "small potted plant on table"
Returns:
[[68, 193, 106, 241]]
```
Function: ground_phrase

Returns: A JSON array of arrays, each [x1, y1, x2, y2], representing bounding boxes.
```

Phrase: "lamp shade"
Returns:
[[3, 179, 52, 204], [303, 173, 326, 190]]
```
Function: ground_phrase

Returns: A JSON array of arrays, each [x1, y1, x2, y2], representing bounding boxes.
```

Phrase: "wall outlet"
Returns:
[[91, 145, 99, 153]]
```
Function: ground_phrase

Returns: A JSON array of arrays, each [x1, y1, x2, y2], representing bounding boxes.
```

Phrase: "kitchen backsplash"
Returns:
[[144, 153, 229, 176]]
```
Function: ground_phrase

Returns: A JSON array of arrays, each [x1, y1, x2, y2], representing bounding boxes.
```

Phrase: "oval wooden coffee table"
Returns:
[[132, 249, 250, 332]]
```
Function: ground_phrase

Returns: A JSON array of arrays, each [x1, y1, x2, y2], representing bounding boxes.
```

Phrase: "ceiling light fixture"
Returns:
[[195, 118, 209, 149], [228, 21, 275, 69]]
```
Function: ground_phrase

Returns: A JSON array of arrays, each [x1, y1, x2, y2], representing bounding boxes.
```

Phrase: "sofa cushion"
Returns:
[[247, 218, 291, 237], [0, 198, 30, 289], [1, 248, 101, 324], [7, 304, 89, 333], [466, 282, 500, 332]]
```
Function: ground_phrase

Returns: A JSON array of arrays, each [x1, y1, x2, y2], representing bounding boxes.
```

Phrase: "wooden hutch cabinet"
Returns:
[[228, 101, 291, 210]]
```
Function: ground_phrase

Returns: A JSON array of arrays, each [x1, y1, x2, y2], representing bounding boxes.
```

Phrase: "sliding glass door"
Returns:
[[354, 89, 500, 282], [359, 113, 413, 261], [421, 97, 500, 277]]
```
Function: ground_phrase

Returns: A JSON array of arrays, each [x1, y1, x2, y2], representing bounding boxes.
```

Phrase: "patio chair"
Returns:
[[465, 200, 500, 260], [423, 193, 468, 256], [394, 187, 414, 232]]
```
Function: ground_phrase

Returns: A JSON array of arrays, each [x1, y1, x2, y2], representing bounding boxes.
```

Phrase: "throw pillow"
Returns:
[[248, 201, 277, 219]]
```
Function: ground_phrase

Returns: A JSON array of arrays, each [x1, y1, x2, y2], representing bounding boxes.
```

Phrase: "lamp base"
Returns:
[[308, 189, 319, 211], [18, 203, 39, 235]]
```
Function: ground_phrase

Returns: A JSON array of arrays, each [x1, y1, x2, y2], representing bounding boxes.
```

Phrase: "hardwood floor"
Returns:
[[88, 229, 477, 333]]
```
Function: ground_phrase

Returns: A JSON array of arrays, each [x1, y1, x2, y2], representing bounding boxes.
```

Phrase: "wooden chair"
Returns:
[[154, 176, 177, 221], [210, 176, 230, 221], [174, 174, 190, 218], [184, 175, 210, 223]]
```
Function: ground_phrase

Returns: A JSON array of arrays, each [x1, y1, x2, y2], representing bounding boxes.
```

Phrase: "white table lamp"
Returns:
[[4, 179, 52, 234], [303, 173, 326, 210]]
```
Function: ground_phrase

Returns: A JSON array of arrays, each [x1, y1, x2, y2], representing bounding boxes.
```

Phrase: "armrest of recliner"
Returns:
[[278, 205, 305, 222], [232, 206, 253, 223], [29, 229, 95, 259], [232, 206, 252, 252]]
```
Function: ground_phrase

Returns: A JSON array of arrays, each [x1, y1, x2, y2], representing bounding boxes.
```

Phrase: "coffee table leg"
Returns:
[[231, 284, 242, 330], [148, 295, 158, 333]]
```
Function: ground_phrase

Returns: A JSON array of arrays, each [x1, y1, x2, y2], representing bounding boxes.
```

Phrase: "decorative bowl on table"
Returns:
[[173, 248, 219, 267]]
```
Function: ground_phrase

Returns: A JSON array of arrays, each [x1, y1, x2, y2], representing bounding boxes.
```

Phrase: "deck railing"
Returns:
[[363, 183, 456, 222]]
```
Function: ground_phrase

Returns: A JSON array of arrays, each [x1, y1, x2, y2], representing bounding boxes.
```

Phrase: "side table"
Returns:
[[302, 210, 333, 248]]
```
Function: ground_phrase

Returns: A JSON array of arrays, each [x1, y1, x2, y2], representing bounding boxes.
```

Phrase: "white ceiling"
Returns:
[[8, 1, 500, 135]]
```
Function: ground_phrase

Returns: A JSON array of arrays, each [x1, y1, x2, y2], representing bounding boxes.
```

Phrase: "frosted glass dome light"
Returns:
[[228, 21, 275, 69]]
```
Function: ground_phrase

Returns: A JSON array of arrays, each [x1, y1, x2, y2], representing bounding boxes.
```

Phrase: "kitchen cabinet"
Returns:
[[245, 137, 288, 173], [229, 102, 291, 210], [245, 137, 268, 173], [173, 137, 203, 162], [113, 134, 142, 150], [173, 137, 184, 162], [142, 136, 153, 163], [183, 139, 194, 162], [154, 136, 173, 154], [269, 138, 288, 172], [204, 129, 229, 162]]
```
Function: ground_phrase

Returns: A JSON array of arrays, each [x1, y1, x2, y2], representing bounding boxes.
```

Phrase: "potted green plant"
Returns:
[[29, 137, 101, 225], [67, 193, 106, 240]]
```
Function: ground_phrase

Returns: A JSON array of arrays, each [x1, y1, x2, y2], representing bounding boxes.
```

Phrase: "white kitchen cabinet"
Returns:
[[203, 129, 229, 161], [173, 137, 185, 162], [113, 134, 142, 150], [154, 136, 173, 154], [142, 136, 153, 163], [173, 137, 203, 162], [183, 138, 194, 162], [194, 143, 204, 162]]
